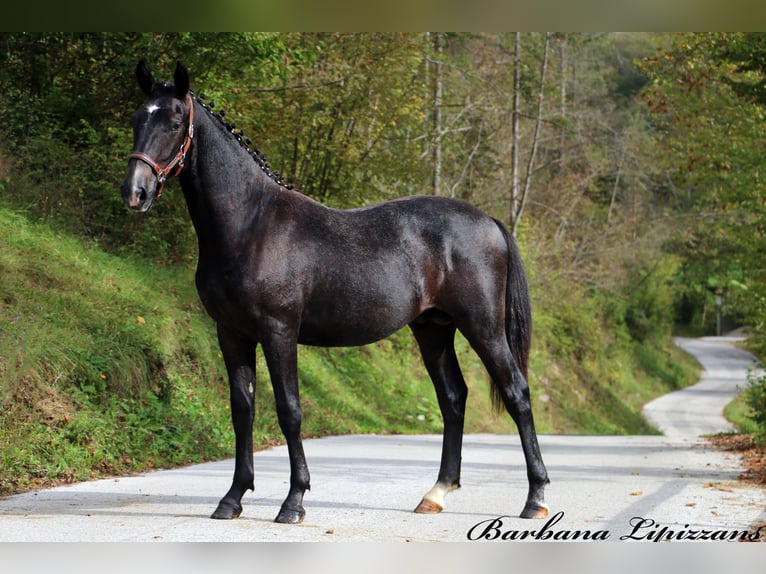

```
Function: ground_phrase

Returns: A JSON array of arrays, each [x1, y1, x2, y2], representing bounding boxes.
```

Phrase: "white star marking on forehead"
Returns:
[[145, 104, 160, 114]]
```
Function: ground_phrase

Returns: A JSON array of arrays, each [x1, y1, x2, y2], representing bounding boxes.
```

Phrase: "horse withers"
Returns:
[[120, 61, 549, 524]]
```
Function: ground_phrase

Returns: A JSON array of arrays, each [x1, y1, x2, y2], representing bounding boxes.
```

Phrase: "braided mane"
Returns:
[[190, 89, 294, 190]]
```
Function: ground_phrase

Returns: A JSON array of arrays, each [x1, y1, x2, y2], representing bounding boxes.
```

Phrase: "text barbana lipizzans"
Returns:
[[466, 511, 762, 541]]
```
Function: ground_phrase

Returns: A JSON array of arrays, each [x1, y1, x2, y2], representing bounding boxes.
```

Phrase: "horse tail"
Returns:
[[490, 219, 532, 413]]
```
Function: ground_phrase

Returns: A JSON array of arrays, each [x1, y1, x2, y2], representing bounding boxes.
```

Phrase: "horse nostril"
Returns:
[[138, 187, 147, 202]]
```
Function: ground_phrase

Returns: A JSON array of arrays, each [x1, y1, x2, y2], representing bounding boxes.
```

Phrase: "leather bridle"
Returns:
[[129, 95, 195, 198]]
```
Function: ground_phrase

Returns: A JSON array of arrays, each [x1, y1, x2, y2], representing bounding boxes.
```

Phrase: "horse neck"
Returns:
[[179, 102, 277, 258]]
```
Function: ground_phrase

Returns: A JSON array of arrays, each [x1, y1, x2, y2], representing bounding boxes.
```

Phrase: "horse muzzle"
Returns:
[[121, 163, 158, 213]]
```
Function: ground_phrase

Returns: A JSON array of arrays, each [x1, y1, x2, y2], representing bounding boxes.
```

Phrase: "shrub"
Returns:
[[744, 368, 766, 444]]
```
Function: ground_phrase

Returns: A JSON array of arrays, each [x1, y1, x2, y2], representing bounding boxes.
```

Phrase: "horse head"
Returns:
[[121, 61, 193, 212]]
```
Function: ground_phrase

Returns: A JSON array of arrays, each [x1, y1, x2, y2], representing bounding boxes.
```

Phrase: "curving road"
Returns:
[[0, 337, 764, 541], [644, 337, 759, 438]]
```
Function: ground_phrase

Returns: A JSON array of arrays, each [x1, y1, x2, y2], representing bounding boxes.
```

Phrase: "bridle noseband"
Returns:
[[129, 94, 195, 198]]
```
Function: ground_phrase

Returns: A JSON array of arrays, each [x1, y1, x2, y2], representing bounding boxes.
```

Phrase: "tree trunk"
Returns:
[[558, 34, 568, 173], [512, 32, 550, 236], [431, 32, 443, 196], [511, 32, 521, 225]]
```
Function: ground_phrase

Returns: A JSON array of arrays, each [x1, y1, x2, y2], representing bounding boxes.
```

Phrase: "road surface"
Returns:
[[644, 337, 759, 438], [0, 336, 764, 541]]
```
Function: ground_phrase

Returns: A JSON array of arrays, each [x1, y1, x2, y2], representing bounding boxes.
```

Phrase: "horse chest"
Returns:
[[195, 262, 299, 334], [195, 266, 256, 323]]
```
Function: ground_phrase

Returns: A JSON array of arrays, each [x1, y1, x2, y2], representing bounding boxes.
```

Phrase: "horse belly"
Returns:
[[298, 284, 419, 347], [297, 325, 395, 347]]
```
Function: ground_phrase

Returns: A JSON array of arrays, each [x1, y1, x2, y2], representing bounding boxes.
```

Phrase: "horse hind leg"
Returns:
[[410, 316, 468, 514], [469, 333, 550, 519]]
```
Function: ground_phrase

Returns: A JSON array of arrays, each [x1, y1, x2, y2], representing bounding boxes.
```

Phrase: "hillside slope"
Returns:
[[0, 208, 697, 494]]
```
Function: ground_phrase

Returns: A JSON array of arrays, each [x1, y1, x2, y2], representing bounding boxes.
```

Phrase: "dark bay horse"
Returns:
[[120, 61, 549, 524]]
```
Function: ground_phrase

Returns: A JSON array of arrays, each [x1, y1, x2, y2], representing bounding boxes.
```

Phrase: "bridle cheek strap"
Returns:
[[129, 96, 195, 199]]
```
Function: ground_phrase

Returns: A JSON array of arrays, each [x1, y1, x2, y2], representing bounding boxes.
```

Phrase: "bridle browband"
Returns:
[[129, 94, 195, 198]]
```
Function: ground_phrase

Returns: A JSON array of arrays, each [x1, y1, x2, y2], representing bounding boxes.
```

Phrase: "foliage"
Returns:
[[524, 248, 697, 435], [0, 206, 233, 492], [0, 207, 450, 494], [640, 33, 766, 335], [639, 33, 766, 430], [0, 207, 700, 496], [744, 369, 766, 444], [0, 33, 726, 491]]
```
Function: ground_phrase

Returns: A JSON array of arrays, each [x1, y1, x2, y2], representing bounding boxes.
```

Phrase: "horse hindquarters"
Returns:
[[439, 220, 549, 519]]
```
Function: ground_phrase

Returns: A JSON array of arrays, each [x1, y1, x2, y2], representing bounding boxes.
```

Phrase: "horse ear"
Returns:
[[136, 60, 154, 95], [174, 61, 190, 99]]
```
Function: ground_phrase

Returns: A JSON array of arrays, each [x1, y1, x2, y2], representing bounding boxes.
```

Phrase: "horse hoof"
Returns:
[[275, 506, 305, 524], [414, 498, 443, 514], [520, 501, 549, 519], [211, 501, 243, 520]]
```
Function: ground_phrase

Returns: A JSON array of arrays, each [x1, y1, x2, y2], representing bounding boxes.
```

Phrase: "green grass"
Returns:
[[723, 394, 759, 435], [722, 354, 766, 442], [0, 206, 700, 495], [521, 271, 700, 435], [0, 208, 233, 492], [0, 207, 444, 494], [719, 338, 765, 440]]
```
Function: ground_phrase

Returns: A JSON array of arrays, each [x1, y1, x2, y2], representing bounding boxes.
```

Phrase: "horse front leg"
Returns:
[[261, 328, 310, 524], [211, 325, 257, 520]]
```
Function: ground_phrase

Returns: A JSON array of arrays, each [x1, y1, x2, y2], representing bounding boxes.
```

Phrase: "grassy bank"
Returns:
[[0, 207, 698, 495], [722, 338, 766, 441], [0, 207, 450, 494]]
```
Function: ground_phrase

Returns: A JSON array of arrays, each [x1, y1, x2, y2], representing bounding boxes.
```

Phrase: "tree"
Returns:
[[641, 33, 766, 334], [511, 32, 550, 235], [236, 33, 429, 206], [0, 32, 684, 338], [429, 32, 444, 196]]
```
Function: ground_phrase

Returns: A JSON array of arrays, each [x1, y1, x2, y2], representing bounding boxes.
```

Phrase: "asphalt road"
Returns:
[[0, 336, 764, 542]]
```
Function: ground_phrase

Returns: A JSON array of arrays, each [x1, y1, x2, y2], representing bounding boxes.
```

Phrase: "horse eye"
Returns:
[[171, 121, 182, 131]]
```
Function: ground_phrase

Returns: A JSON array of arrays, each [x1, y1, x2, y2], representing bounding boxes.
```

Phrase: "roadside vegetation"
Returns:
[[2, 32, 764, 494], [0, 206, 698, 494]]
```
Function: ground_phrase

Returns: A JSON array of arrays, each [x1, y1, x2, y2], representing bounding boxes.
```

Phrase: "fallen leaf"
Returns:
[[137, 315, 146, 325], [630, 491, 643, 496]]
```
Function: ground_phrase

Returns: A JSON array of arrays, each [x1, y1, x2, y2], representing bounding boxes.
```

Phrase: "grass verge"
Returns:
[[1, 207, 698, 495]]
